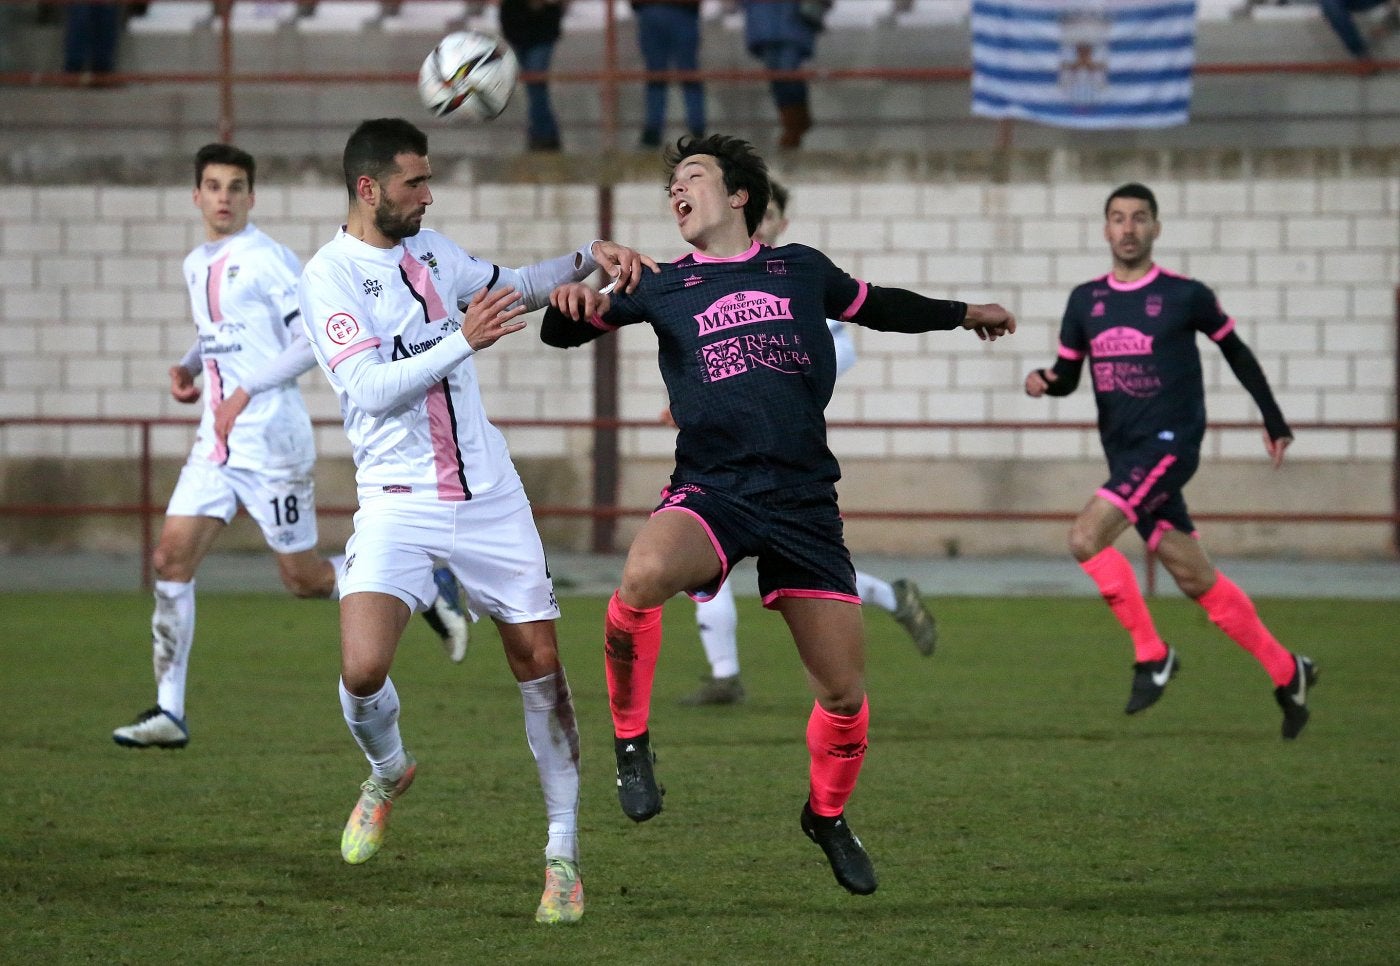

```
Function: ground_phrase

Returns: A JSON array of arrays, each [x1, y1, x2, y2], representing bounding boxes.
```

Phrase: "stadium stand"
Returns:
[[295, 1, 382, 34], [126, 1, 213, 34], [227, 0, 300, 31]]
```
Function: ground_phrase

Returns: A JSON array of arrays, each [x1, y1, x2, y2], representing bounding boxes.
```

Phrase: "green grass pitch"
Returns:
[[3, 591, 1398, 964]]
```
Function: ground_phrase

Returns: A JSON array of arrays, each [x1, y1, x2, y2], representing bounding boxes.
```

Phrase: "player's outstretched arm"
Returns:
[[460, 285, 529, 350], [590, 241, 660, 294], [963, 303, 1016, 342], [1024, 367, 1056, 397], [1024, 355, 1082, 398], [540, 283, 614, 348]]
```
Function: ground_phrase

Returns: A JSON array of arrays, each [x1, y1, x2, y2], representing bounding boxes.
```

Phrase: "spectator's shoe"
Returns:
[[340, 754, 417, 865], [1125, 647, 1179, 715], [678, 674, 746, 706], [614, 732, 664, 822], [421, 567, 469, 663], [1274, 654, 1319, 740], [534, 857, 584, 924], [800, 801, 878, 895], [890, 579, 939, 657], [112, 706, 189, 749]]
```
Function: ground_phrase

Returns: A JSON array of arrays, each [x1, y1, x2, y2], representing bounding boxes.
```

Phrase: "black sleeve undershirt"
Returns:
[[846, 285, 967, 333], [1216, 330, 1292, 440]]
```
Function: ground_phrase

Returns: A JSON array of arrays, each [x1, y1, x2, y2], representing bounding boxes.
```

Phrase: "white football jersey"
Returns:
[[181, 223, 313, 470], [300, 227, 595, 502]]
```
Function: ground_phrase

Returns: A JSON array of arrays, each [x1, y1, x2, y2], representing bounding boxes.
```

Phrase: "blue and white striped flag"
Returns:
[[971, 0, 1198, 129]]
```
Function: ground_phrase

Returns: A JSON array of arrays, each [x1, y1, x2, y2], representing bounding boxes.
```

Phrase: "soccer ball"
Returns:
[[417, 30, 519, 122]]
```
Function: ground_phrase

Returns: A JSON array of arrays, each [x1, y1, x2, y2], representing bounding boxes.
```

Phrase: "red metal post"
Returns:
[[141, 421, 154, 591], [591, 184, 620, 554], [217, 0, 234, 142]]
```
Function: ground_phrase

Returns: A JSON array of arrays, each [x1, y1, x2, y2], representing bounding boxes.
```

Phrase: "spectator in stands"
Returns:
[[632, 0, 706, 148], [63, 0, 124, 84], [739, 0, 830, 148], [500, 0, 567, 152], [1317, 0, 1399, 62]]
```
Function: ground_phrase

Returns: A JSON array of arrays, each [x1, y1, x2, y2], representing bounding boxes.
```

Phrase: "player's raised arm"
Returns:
[[963, 302, 1017, 342], [843, 284, 1016, 342], [459, 285, 528, 350], [590, 240, 660, 294], [540, 283, 616, 348]]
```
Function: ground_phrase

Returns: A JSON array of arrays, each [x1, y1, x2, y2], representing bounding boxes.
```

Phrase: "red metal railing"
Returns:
[[2, 415, 1396, 588], [2, 0, 1396, 143]]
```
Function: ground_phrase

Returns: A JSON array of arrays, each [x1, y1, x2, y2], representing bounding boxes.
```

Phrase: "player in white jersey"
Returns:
[[112, 143, 469, 753], [299, 118, 657, 925], [674, 181, 940, 706]]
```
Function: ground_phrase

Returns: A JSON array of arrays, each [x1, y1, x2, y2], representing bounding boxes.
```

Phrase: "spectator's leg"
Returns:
[[519, 43, 560, 150], [1320, 0, 1371, 56], [673, 6, 705, 137], [63, 4, 94, 73], [89, 1, 120, 75], [636, 7, 669, 147]]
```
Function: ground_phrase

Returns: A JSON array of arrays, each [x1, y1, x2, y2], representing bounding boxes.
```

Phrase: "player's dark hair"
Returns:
[[194, 143, 256, 191], [342, 118, 430, 199], [1106, 182, 1158, 219], [664, 134, 771, 236], [769, 179, 790, 217]]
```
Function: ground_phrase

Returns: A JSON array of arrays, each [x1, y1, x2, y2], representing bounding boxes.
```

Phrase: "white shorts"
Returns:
[[165, 457, 320, 555], [338, 485, 559, 625]]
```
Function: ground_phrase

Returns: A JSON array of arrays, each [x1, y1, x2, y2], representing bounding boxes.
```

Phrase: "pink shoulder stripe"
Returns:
[[840, 280, 869, 321], [1058, 343, 1084, 361], [1209, 316, 1236, 341], [328, 338, 381, 370]]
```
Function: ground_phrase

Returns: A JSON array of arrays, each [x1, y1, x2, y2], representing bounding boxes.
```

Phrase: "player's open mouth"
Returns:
[[676, 200, 692, 221]]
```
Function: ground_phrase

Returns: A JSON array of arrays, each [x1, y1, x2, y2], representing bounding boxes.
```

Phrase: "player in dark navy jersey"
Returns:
[[1025, 182, 1317, 740], [541, 134, 1015, 894]]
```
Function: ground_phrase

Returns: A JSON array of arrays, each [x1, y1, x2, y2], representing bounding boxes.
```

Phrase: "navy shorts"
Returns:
[[1098, 444, 1200, 548], [653, 481, 859, 607]]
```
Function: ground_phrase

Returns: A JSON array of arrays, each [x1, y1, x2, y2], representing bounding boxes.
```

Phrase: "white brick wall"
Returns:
[[0, 168, 1394, 477]]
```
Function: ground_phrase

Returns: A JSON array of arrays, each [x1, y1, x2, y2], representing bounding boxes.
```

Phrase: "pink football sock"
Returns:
[[1080, 547, 1169, 663], [604, 590, 663, 739], [1197, 572, 1295, 686], [806, 696, 869, 818]]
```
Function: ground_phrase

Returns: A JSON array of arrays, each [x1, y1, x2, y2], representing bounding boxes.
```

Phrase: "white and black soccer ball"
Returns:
[[417, 30, 519, 122]]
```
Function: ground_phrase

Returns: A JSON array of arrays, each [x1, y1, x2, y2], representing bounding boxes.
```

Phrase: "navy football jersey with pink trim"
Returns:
[[1058, 265, 1234, 454], [602, 241, 866, 495]]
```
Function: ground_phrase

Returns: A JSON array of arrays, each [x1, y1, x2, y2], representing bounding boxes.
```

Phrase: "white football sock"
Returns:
[[339, 677, 407, 781], [519, 670, 581, 862], [855, 570, 897, 613], [696, 580, 740, 678], [152, 579, 196, 720]]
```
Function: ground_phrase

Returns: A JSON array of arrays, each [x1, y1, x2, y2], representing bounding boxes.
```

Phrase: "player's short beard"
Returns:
[[375, 201, 422, 241]]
